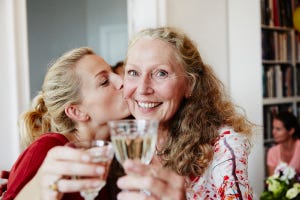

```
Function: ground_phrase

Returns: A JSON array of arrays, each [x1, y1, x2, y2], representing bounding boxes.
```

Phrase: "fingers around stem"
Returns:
[[117, 160, 186, 200], [39, 146, 109, 194]]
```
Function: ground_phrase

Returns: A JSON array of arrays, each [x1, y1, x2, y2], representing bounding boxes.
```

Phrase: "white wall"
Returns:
[[27, 0, 88, 98], [86, 0, 128, 65], [166, 0, 229, 86], [128, 0, 264, 196], [227, 0, 264, 197], [27, 0, 128, 98], [0, 0, 30, 170]]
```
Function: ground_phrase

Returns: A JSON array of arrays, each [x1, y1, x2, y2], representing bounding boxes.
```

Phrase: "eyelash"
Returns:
[[127, 70, 138, 76], [99, 79, 109, 86]]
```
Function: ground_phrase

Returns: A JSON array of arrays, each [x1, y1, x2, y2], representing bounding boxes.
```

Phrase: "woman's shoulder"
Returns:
[[14, 133, 68, 165], [217, 126, 250, 143], [214, 126, 252, 156], [294, 139, 300, 152], [268, 143, 280, 153], [10, 133, 69, 171], [34, 132, 69, 145]]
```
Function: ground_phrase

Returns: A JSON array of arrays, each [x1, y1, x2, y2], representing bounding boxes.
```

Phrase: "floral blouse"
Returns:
[[185, 127, 253, 200]]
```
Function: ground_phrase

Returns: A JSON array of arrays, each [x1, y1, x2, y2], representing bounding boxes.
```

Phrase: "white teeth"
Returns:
[[137, 102, 159, 108]]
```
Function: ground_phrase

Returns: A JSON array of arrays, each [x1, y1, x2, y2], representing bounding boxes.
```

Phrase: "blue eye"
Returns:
[[127, 70, 139, 77], [151, 70, 169, 80]]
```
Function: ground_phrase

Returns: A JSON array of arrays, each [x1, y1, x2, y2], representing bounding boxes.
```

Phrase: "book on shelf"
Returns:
[[261, 30, 292, 61], [284, 66, 293, 96], [262, 65, 293, 98], [261, 0, 293, 27], [296, 34, 300, 61]]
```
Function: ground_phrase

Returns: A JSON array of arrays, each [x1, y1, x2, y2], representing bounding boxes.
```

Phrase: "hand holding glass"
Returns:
[[66, 140, 114, 200]]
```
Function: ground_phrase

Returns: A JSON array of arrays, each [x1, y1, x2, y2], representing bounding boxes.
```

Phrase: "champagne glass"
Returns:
[[107, 119, 158, 194], [67, 140, 114, 200]]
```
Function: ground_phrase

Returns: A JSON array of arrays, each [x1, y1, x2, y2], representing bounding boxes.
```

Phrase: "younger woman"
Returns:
[[4, 47, 130, 200], [267, 111, 300, 176]]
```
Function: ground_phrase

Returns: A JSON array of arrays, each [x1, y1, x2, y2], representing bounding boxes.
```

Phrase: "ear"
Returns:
[[288, 127, 295, 137], [185, 78, 195, 98], [65, 104, 90, 122]]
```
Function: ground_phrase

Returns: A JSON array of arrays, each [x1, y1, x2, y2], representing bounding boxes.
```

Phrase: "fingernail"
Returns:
[[117, 178, 124, 186], [117, 193, 124, 200], [96, 166, 104, 174], [92, 181, 103, 187], [81, 154, 90, 162]]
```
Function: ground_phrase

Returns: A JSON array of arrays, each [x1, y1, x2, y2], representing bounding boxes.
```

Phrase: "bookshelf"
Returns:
[[261, 0, 300, 149]]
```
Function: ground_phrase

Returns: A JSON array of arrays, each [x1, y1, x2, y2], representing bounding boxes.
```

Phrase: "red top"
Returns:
[[3, 133, 110, 200]]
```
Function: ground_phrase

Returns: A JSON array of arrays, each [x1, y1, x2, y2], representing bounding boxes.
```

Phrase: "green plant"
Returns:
[[261, 163, 300, 200]]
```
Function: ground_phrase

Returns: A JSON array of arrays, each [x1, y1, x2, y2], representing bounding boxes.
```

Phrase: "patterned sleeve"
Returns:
[[211, 129, 253, 200]]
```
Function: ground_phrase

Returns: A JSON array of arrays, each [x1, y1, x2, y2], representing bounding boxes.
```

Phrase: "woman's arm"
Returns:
[[15, 146, 108, 200]]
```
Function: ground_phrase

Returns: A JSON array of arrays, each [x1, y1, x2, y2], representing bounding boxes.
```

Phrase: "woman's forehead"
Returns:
[[127, 39, 182, 69]]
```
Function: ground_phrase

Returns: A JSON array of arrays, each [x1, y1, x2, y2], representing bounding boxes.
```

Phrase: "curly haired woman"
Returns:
[[117, 27, 254, 200]]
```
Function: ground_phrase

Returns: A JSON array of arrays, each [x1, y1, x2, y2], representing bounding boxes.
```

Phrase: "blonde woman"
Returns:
[[4, 47, 130, 200]]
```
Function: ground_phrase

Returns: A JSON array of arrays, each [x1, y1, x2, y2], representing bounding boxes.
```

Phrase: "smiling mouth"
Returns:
[[136, 101, 162, 109]]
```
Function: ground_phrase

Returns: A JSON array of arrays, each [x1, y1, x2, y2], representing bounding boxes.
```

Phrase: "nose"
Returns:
[[137, 74, 154, 94], [111, 73, 124, 90]]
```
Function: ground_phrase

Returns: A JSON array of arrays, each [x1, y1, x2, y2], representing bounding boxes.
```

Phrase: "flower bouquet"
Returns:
[[260, 162, 300, 200]]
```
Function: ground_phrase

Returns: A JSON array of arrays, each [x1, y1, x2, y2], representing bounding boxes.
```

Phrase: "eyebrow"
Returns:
[[94, 70, 107, 78]]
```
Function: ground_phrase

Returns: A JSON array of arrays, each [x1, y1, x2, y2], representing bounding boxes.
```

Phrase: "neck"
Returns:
[[156, 126, 169, 150], [75, 122, 109, 141], [281, 138, 296, 150]]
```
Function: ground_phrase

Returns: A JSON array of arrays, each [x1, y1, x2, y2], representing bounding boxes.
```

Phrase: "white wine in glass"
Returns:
[[108, 119, 158, 165], [67, 140, 114, 200]]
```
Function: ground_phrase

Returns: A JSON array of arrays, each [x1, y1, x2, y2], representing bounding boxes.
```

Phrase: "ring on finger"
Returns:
[[49, 177, 61, 192]]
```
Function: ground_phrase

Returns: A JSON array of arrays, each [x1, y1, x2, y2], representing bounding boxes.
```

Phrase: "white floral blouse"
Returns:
[[185, 127, 253, 200]]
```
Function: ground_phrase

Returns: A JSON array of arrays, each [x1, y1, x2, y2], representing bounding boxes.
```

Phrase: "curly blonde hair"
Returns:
[[127, 27, 253, 176], [19, 47, 94, 150]]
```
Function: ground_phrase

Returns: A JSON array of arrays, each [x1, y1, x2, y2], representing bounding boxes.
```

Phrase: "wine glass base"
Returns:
[[80, 191, 99, 200]]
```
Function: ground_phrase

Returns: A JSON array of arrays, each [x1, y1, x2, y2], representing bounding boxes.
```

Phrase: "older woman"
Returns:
[[117, 27, 254, 200]]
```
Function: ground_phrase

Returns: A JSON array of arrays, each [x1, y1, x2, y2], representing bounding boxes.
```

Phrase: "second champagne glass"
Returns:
[[67, 140, 114, 200]]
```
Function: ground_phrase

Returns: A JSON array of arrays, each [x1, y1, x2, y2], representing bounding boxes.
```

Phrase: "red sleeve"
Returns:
[[3, 133, 68, 200]]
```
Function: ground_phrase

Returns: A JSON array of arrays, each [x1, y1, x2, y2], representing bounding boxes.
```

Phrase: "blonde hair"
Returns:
[[127, 27, 253, 176], [19, 47, 94, 149]]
